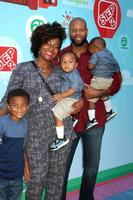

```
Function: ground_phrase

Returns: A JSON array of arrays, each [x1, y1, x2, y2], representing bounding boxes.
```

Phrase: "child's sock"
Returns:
[[56, 126, 64, 139], [103, 99, 112, 113], [88, 109, 95, 121]]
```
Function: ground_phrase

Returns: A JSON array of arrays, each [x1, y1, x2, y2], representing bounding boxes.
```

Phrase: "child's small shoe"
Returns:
[[86, 118, 98, 130], [106, 110, 117, 121], [50, 137, 69, 151]]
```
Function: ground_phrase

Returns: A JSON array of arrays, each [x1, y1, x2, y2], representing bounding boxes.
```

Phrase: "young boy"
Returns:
[[0, 88, 30, 200], [86, 37, 121, 129], [50, 52, 84, 151]]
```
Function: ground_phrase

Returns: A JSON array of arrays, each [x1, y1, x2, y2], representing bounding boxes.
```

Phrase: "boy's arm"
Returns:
[[52, 88, 75, 103], [24, 154, 30, 183], [88, 53, 97, 70], [88, 63, 95, 70]]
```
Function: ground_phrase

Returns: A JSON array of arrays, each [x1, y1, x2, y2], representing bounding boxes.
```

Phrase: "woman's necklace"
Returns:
[[40, 68, 48, 73], [32, 61, 55, 103], [41, 67, 53, 78], [35, 60, 53, 77]]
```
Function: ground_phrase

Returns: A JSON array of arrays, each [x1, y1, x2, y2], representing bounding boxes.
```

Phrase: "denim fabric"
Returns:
[[0, 179, 23, 200], [61, 126, 105, 200], [90, 48, 120, 78]]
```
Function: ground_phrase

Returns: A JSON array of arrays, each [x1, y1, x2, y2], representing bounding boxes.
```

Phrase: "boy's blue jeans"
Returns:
[[0, 179, 23, 200]]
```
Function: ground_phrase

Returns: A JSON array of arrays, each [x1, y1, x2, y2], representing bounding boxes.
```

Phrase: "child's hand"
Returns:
[[24, 166, 30, 183], [24, 155, 30, 183], [52, 93, 63, 103]]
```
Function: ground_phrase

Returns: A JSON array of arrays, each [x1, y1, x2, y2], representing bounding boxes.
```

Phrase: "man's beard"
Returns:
[[70, 36, 87, 47]]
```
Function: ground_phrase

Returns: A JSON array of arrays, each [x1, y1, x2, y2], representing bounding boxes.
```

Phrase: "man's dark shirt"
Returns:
[[60, 44, 121, 132]]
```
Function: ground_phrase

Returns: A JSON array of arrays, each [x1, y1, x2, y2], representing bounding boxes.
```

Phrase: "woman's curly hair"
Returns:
[[30, 22, 67, 58]]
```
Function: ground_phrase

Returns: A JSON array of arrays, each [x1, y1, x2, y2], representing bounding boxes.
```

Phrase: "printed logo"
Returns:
[[39, 0, 57, 9], [26, 15, 47, 42], [0, 0, 57, 10], [98, 1, 117, 29], [94, 0, 121, 38], [62, 0, 90, 9], [0, 46, 17, 71], [62, 11, 74, 27], [121, 37, 128, 49]]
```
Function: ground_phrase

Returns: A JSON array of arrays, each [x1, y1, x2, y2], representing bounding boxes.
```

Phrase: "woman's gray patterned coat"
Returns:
[[0, 61, 76, 200]]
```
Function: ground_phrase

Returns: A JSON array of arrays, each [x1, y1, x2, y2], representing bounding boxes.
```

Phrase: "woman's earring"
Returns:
[[52, 57, 60, 65]]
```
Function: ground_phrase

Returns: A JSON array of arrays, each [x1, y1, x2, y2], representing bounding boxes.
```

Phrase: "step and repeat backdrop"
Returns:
[[0, 0, 133, 179]]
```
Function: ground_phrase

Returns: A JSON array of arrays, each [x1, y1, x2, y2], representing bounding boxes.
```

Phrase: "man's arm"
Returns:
[[84, 71, 122, 99], [109, 71, 122, 96]]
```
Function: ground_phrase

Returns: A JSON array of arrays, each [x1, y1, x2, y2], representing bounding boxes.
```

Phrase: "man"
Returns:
[[60, 18, 122, 200]]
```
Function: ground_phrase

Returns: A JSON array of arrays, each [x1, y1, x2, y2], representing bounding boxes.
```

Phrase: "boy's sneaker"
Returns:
[[106, 110, 117, 121], [50, 137, 69, 151], [86, 118, 98, 130], [72, 117, 78, 127]]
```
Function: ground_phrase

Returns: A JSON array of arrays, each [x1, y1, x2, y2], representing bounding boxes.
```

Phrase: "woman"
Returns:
[[0, 22, 78, 200]]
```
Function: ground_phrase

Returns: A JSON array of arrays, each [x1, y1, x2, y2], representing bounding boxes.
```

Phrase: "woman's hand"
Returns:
[[71, 99, 84, 115]]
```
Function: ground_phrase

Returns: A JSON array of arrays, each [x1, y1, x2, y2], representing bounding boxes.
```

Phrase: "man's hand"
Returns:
[[71, 99, 84, 115], [84, 84, 101, 99]]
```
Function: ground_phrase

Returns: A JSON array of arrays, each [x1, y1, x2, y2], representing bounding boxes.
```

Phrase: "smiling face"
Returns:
[[38, 38, 61, 62], [8, 96, 29, 122], [69, 19, 88, 47], [60, 52, 77, 73]]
